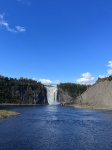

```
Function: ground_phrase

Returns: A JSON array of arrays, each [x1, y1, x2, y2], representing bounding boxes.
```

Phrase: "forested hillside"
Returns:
[[0, 75, 47, 104]]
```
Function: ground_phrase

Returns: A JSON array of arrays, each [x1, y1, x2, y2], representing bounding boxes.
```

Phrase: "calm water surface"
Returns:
[[0, 105, 112, 150]]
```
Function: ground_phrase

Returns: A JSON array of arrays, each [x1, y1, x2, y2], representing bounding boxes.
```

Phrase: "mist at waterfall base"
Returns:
[[46, 86, 59, 105]]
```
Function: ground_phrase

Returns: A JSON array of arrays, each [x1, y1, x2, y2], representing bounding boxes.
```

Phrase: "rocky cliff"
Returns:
[[57, 83, 88, 103], [57, 88, 72, 103], [74, 77, 112, 109], [37, 88, 48, 104]]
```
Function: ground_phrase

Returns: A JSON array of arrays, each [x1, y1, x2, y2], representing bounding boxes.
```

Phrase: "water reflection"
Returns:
[[0, 106, 112, 150]]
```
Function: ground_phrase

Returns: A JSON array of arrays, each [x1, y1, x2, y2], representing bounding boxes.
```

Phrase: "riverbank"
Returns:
[[0, 110, 20, 118], [68, 104, 112, 110], [61, 101, 112, 110], [0, 103, 47, 106]]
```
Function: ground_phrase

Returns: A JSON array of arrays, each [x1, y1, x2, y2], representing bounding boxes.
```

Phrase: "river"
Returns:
[[0, 105, 112, 150]]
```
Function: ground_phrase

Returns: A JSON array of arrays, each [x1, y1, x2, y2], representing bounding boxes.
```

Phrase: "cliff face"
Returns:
[[17, 86, 48, 105], [75, 79, 112, 108], [57, 88, 72, 103], [37, 88, 48, 104], [57, 83, 87, 103]]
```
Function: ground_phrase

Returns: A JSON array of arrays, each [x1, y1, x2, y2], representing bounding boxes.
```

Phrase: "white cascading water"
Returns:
[[46, 86, 58, 105]]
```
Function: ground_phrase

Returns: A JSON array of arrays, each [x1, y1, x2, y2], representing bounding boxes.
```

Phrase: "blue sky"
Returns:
[[0, 0, 112, 85]]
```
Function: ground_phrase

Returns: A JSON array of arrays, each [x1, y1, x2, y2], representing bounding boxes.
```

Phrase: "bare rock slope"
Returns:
[[75, 79, 112, 109]]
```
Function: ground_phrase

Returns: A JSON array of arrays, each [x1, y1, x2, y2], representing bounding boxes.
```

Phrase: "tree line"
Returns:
[[0, 75, 45, 104]]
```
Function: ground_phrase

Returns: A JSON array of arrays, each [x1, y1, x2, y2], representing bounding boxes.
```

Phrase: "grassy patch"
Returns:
[[0, 110, 20, 118]]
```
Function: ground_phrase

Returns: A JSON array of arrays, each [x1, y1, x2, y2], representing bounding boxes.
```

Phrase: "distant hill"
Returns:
[[74, 76, 112, 109]]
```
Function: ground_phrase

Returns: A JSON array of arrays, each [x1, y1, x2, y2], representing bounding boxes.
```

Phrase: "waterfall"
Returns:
[[46, 86, 58, 105]]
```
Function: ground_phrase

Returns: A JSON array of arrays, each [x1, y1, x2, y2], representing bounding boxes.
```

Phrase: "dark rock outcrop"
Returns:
[[37, 88, 48, 104]]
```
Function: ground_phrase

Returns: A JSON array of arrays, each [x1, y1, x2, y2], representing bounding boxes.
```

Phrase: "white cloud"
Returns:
[[106, 60, 112, 76], [39, 79, 60, 85], [98, 60, 112, 78], [107, 69, 112, 76], [76, 72, 95, 84], [0, 14, 4, 19], [0, 13, 26, 33], [107, 61, 112, 68], [16, 26, 26, 32], [17, 0, 31, 6], [39, 79, 52, 85], [98, 75, 105, 78]]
